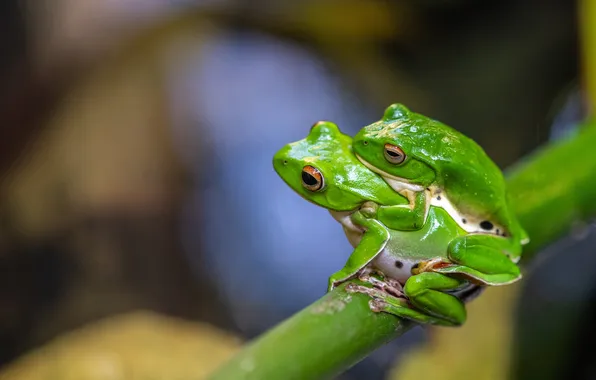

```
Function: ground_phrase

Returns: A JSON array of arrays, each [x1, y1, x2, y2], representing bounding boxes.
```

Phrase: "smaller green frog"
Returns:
[[273, 122, 520, 326], [353, 104, 528, 280]]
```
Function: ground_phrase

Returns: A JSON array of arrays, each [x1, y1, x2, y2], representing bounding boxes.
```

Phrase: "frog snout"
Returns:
[[272, 152, 289, 170]]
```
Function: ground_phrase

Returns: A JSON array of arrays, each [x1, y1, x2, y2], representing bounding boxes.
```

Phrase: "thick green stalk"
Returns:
[[209, 122, 596, 380], [210, 280, 411, 380], [506, 122, 596, 261]]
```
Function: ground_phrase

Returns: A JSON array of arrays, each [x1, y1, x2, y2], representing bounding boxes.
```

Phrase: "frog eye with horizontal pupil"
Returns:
[[301, 165, 324, 191], [384, 143, 406, 164]]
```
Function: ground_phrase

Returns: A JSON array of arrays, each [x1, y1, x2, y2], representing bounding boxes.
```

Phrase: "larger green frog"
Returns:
[[273, 121, 521, 326], [352, 104, 529, 275]]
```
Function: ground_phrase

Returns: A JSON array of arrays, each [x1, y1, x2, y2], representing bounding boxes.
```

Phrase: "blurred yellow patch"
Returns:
[[390, 284, 521, 380], [0, 311, 241, 380]]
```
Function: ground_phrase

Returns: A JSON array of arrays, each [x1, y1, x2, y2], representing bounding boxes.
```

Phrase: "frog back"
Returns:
[[432, 130, 524, 243], [401, 112, 525, 243]]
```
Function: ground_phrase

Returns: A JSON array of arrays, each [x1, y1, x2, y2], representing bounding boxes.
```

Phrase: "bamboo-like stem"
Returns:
[[506, 122, 596, 261], [210, 280, 411, 380], [209, 123, 596, 380]]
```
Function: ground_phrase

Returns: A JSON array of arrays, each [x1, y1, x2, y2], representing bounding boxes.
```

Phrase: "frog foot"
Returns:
[[346, 283, 451, 326], [369, 298, 389, 313], [358, 266, 387, 282], [357, 267, 404, 298], [413, 258, 453, 275], [360, 201, 379, 219], [345, 282, 401, 301]]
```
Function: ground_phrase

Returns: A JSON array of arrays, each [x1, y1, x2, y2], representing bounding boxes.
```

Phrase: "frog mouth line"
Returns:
[[356, 154, 425, 192], [275, 173, 360, 213]]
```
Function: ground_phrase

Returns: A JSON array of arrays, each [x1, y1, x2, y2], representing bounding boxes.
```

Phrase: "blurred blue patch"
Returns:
[[170, 30, 373, 330], [168, 30, 426, 380], [549, 86, 583, 141]]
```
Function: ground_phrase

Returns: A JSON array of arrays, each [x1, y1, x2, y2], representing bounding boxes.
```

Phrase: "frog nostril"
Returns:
[[363, 140, 368, 146], [283, 160, 288, 165]]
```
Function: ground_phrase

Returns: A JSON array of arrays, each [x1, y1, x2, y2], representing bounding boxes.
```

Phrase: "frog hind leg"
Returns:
[[327, 211, 390, 292], [402, 272, 468, 326], [346, 283, 453, 326], [434, 234, 522, 286]]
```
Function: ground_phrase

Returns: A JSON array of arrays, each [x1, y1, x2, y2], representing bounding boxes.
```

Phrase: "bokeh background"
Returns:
[[0, 1, 592, 379]]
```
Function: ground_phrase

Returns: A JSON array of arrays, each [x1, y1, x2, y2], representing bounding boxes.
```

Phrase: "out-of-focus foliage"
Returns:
[[0, 311, 240, 380], [0, 12, 231, 363], [580, 0, 596, 113], [0, 0, 582, 379], [390, 285, 521, 380]]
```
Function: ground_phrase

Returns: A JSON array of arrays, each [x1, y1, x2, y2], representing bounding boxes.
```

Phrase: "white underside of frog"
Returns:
[[329, 210, 417, 284], [329, 209, 480, 301], [358, 155, 529, 248]]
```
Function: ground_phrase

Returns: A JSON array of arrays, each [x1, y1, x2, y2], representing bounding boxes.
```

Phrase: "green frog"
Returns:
[[352, 103, 528, 279], [273, 121, 521, 326]]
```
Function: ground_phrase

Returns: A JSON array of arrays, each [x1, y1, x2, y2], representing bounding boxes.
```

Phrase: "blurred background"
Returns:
[[0, 0, 592, 379]]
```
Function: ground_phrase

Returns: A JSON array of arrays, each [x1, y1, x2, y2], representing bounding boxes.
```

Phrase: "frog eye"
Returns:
[[301, 165, 324, 191], [384, 143, 406, 164]]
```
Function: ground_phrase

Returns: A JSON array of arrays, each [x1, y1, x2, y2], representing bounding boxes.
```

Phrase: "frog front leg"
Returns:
[[327, 211, 390, 291], [376, 191, 428, 231], [425, 234, 522, 286]]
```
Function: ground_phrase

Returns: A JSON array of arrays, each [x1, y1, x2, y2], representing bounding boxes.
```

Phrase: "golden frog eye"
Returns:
[[301, 165, 324, 191], [384, 143, 406, 164]]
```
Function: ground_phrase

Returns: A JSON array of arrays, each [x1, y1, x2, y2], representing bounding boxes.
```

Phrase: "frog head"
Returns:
[[352, 104, 441, 190], [353, 104, 529, 245], [273, 121, 407, 211]]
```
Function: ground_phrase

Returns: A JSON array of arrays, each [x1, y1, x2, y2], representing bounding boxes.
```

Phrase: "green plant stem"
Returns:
[[209, 122, 596, 380], [210, 280, 411, 380], [507, 122, 596, 261]]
